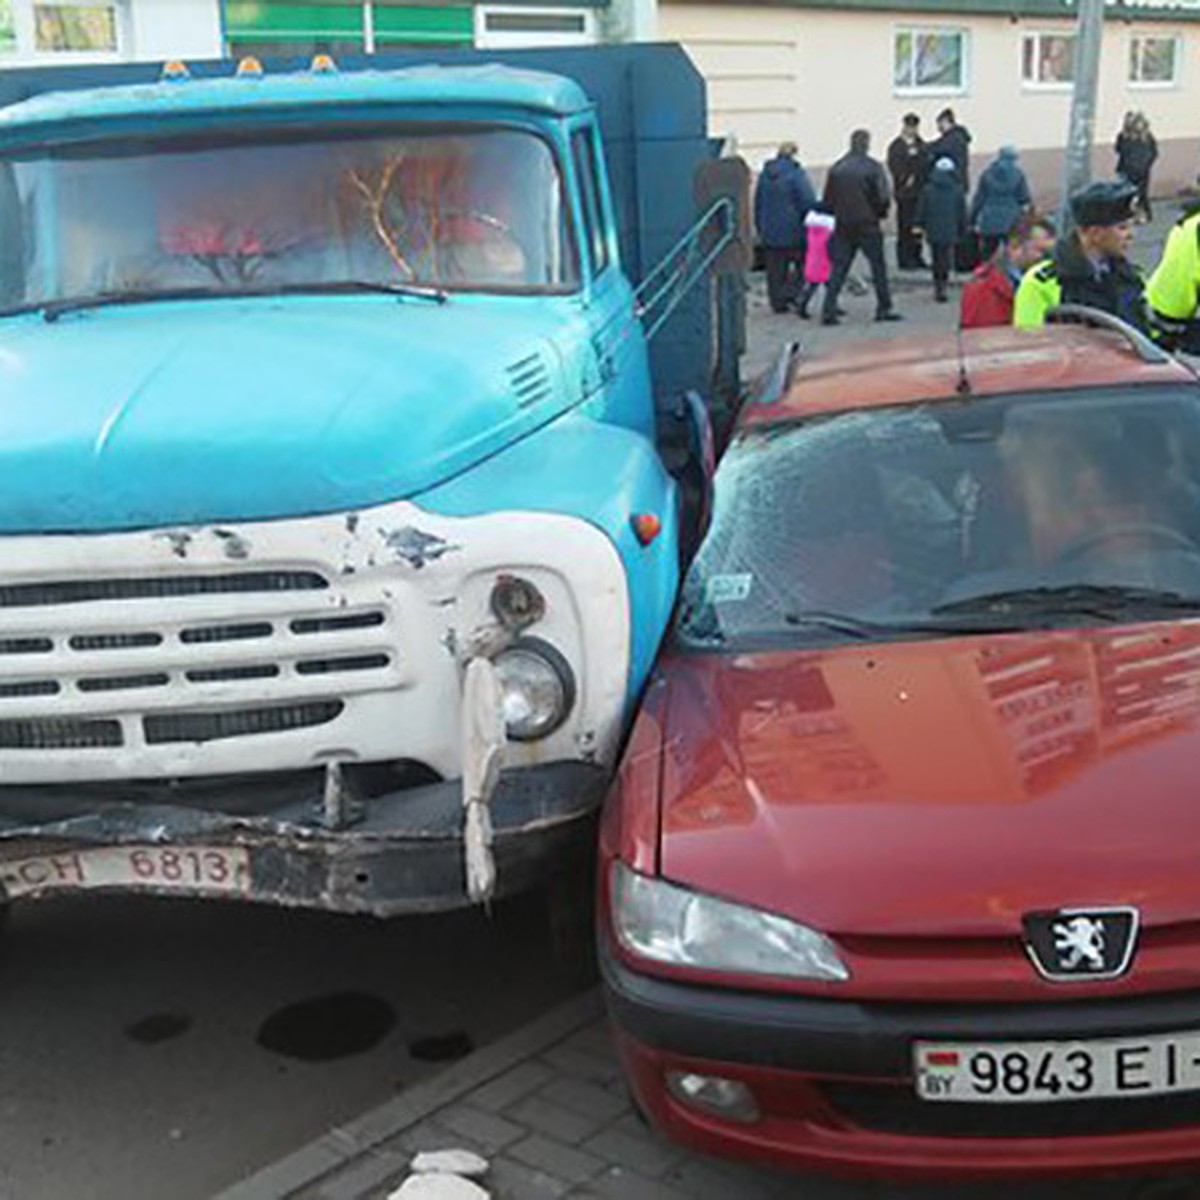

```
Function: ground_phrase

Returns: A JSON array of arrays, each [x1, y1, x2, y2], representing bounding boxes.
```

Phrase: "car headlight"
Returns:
[[610, 862, 849, 982], [493, 638, 575, 741]]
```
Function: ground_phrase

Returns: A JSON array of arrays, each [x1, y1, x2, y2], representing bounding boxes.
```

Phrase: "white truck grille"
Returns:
[[0, 567, 397, 757], [0, 499, 630, 785]]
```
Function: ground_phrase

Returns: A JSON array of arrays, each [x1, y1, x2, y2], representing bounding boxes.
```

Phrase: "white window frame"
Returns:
[[1129, 31, 1181, 89], [891, 24, 969, 98], [1021, 29, 1077, 91], [475, 5, 595, 50], [0, 0, 127, 64]]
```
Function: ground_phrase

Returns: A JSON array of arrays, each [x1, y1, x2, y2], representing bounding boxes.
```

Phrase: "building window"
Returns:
[[893, 28, 966, 94], [1022, 31, 1075, 87], [476, 5, 594, 49], [33, 2, 118, 51], [0, 1, 14, 53], [485, 11, 586, 35], [1130, 34, 1179, 86]]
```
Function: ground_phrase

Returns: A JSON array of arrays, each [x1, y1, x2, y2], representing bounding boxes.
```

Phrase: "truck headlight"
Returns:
[[494, 638, 575, 741], [610, 862, 849, 982]]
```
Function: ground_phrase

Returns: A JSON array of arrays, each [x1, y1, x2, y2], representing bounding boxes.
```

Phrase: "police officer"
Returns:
[[1013, 180, 1145, 330], [1145, 204, 1200, 351]]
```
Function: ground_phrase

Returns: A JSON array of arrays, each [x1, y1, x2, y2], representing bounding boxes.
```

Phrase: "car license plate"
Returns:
[[0, 845, 250, 900], [915, 1033, 1200, 1103]]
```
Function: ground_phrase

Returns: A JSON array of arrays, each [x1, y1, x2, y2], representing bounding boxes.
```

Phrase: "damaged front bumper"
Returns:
[[0, 761, 608, 916]]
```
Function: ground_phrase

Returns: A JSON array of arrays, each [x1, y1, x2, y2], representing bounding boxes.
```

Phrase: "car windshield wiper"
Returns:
[[29, 279, 449, 323], [781, 610, 1022, 640], [932, 584, 1200, 620]]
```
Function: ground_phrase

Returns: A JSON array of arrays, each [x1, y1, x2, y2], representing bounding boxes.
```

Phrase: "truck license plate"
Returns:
[[0, 845, 249, 899], [915, 1033, 1200, 1103]]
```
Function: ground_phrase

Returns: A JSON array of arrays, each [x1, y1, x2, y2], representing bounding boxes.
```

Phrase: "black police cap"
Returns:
[[1070, 179, 1138, 228]]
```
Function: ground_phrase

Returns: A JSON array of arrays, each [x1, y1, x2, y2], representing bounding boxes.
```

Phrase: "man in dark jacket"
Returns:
[[887, 113, 929, 270], [754, 141, 817, 312], [821, 129, 901, 325], [929, 108, 972, 190], [1014, 180, 1144, 330]]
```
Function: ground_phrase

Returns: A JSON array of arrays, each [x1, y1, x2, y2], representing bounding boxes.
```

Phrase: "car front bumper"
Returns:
[[0, 761, 608, 916], [602, 940, 1200, 1180]]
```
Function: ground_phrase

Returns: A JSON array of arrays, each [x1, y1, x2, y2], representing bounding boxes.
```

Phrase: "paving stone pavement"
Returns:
[[218, 199, 1200, 1200], [219, 988, 1200, 1200]]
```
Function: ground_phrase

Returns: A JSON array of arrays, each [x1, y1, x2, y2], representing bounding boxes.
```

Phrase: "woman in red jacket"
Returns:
[[960, 214, 1055, 328]]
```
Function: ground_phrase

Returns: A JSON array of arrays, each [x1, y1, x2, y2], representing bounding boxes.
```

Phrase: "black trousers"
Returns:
[[763, 246, 804, 312], [1130, 173, 1152, 220], [823, 227, 893, 319], [979, 233, 1005, 260], [931, 243, 952, 291], [895, 193, 924, 269]]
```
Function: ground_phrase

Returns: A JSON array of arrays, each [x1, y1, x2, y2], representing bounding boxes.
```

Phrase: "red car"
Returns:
[[600, 317, 1200, 1181]]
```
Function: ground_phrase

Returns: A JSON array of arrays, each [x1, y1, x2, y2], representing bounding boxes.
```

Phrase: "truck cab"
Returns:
[[0, 55, 736, 916]]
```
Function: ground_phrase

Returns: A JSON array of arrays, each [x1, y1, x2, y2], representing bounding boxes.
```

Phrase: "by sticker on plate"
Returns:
[[706, 574, 752, 604]]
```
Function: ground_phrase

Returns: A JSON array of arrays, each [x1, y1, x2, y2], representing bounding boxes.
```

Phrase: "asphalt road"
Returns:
[[0, 888, 590, 1200]]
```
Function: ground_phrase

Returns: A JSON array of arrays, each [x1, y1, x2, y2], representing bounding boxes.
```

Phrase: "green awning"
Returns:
[[375, 5, 472, 44], [224, 2, 474, 44], [224, 3, 364, 40]]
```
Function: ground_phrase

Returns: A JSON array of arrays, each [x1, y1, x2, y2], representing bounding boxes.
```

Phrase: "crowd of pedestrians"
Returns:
[[751, 108, 1194, 344]]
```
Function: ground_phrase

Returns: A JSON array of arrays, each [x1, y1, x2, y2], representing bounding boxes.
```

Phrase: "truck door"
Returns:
[[567, 119, 652, 436]]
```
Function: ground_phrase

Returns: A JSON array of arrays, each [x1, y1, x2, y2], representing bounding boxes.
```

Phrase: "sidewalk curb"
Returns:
[[215, 988, 606, 1200]]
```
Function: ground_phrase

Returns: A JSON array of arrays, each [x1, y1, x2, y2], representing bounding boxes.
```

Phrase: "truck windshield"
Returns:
[[0, 124, 579, 310]]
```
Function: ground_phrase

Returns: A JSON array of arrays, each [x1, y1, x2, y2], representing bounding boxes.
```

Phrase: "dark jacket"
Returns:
[[886, 134, 929, 201], [915, 167, 967, 248], [929, 124, 973, 189], [1116, 132, 1158, 182], [1016, 234, 1147, 331], [754, 154, 817, 248], [970, 151, 1031, 237], [822, 151, 891, 232]]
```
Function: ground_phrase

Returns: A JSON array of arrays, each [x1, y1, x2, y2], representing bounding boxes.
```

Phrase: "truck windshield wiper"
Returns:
[[37, 287, 224, 322], [28, 279, 449, 323], [932, 583, 1200, 620], [278, 280, 449, 304]]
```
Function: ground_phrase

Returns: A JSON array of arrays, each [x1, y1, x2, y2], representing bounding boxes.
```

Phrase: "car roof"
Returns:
[[0, 64, 590, 148], [742, 325, 1197, 428]]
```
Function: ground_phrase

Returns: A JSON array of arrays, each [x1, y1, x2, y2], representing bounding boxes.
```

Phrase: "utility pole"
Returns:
[[600, 0, 656, 43], [1060, 0, 1105, 228]]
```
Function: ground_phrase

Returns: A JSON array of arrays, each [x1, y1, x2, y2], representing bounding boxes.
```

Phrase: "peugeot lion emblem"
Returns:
[[1022, 907, 1140, 982]]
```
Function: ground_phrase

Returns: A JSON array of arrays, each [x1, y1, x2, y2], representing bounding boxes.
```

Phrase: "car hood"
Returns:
[[0, 296, 571, 531], [657, 624, 1200, 937]]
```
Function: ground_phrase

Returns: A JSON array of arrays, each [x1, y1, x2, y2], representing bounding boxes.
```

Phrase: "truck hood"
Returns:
[[0, 296, 572, 531], [657, 624, 1200, 937]]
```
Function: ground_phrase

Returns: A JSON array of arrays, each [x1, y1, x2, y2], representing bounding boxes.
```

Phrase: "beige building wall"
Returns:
[[660, 3, 1200, 207]]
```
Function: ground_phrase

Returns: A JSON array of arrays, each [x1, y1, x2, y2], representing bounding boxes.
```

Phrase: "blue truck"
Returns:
[[0, 46, 741, 917]]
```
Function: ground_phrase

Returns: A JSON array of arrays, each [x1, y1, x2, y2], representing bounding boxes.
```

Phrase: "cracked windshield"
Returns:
[[0, 126, 576, 309], [681, 386, 1200, 645]]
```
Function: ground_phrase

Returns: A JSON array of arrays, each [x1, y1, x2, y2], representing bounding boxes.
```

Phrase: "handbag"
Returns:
[[954, 231, 982, 274]]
